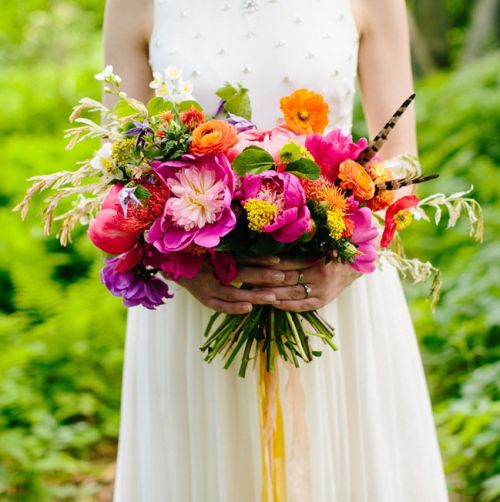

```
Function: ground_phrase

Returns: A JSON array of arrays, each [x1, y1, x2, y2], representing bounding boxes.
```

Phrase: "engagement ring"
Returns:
[[302, 283, 312, 299]]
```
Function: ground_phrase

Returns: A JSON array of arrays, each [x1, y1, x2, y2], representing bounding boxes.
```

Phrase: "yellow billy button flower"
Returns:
[[244, 198, 277, 232], [326, 209, 346, 240], [394, 210, 414, 231]]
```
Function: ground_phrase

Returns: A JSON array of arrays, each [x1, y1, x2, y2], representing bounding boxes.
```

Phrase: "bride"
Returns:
[[104, 0, 449, 500]]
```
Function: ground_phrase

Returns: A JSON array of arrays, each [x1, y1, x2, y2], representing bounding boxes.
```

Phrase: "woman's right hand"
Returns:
[[177, 256, 288, 314]]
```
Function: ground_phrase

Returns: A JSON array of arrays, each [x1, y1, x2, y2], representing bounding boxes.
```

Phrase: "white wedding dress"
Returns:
[[113, 1, 449, 500]]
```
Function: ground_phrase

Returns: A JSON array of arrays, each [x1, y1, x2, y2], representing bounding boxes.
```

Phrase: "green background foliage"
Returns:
[[0, 1, 499, 500]]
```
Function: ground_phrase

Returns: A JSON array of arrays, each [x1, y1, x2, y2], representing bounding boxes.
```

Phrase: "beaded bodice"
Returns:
[[149, 0, 359, 131]]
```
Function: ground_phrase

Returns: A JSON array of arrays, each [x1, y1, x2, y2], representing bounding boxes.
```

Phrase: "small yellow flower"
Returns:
[[244, 198, 277, 232], [326, 209, 346, 240]]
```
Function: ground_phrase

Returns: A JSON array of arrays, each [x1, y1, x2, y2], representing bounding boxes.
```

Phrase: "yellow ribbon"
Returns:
[[258, 350, 287, 502]]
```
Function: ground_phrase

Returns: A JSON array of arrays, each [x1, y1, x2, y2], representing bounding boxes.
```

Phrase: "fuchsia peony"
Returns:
[[305, 129, 367, 182], [236, 170, 311, 243], [88, 184, 139, 255], [146, 153, 236, 252], [348, 207, 379, 274]]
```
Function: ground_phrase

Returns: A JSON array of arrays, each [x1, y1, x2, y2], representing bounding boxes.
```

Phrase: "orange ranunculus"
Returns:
[[367, 160, 395, 211], [280, 89, 329, 135], [338, 159, 375, 201], [189, 119, 238, 156]]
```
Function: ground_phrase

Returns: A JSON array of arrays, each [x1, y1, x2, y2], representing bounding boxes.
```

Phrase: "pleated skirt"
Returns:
[[113, 264, 449, 501]]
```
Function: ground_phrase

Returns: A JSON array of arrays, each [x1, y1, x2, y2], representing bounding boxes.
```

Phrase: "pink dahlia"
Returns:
[[146, 153, 236, 252], [236, 170, 311, 243], [305, 129, 368, 182], [348, 207, 379, 274]]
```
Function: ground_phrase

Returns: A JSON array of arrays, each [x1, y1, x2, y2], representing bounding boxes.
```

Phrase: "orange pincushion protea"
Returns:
[[338, 159, 375, 201], [280, 89, 329, 135], [366, 160, 395, 211], [189, 119, 238, 156], [300, 176, 332, 201]]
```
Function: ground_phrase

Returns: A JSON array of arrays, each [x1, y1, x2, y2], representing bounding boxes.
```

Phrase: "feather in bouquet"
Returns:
[[15, 66, 483, 378]]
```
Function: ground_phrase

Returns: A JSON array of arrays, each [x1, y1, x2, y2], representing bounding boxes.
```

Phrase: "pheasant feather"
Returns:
[[357, 94, 416, 165], [374, 174, 439, 194]]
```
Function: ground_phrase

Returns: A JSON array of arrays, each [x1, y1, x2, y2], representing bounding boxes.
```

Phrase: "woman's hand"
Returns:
[[261, 257, 361, 312], [177, 256, 286, 315]]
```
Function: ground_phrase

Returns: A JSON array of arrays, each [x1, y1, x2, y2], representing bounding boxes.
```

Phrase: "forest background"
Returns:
[[0, 0, 499, 500]]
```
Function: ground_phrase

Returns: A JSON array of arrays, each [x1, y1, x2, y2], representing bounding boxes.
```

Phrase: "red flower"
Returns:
[[380, 195, 419, 248], [180, 106, 205, 129]]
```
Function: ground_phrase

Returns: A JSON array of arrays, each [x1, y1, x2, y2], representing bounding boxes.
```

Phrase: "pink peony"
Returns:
[[348, 207, 379, 274], [305, 129, 368, 182], [88, 185, 138, 255], [101, 183, 123, 212], [236, 170, 311, 243], [227, 126, 305, 165], [146, 153, 236, 252]]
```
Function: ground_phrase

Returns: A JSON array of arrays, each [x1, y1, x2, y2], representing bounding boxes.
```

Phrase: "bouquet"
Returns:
[[15, 66, 483, 377]]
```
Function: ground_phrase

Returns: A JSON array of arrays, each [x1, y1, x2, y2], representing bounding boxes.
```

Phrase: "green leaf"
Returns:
[[177, 100, 203, 112], [147, 97, 173, 116], [279, 141, 302, 164], [113, 100, 139, 118], [224, 88, 252, 120], [285, 158, 321, 180], [216, 82, 238, 101], [134, 185, 151, 200], [232, 146, 275, 175]]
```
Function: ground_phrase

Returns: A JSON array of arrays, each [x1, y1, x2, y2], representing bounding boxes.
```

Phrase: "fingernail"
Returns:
[[262, 294, 276, 302], [243, 304, 253, 313], [272, 271, 285, 281], [269, 256, 280, 264]]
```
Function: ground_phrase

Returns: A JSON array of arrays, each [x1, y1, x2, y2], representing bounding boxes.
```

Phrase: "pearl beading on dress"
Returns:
[[149, 0, 359, 130]]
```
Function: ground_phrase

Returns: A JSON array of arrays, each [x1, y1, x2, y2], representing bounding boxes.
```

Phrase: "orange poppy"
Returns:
[[280, 89, 329, 135]]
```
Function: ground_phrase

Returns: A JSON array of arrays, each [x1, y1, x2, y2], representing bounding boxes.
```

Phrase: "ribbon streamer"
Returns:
[[258, 352, 312, 501], [258, 350, 287, 501]]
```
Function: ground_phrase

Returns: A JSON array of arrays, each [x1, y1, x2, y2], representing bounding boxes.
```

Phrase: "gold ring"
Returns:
[[302, 283, 312, 299], [298, 271, 304, 285]]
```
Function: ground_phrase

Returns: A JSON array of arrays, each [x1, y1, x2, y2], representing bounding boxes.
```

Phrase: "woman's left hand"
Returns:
[[259, 257, 361, 312]]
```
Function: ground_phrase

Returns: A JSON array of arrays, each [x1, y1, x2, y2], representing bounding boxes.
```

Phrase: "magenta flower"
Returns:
[[210, 251, 238, 285], [100, 257, 173, 309], [144, 245, 206, 281], [146, 154, 236, 252], [348, 207, 379, 274], [305, 129, 368, 182], [236, 170, 311, 243]]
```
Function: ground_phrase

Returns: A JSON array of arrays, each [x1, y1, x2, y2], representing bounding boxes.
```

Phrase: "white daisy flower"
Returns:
[[156, 82, 171, 99], [149, 71, 164, 89], [90, 142, 113, 171], [165, 65, 182, 81]]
